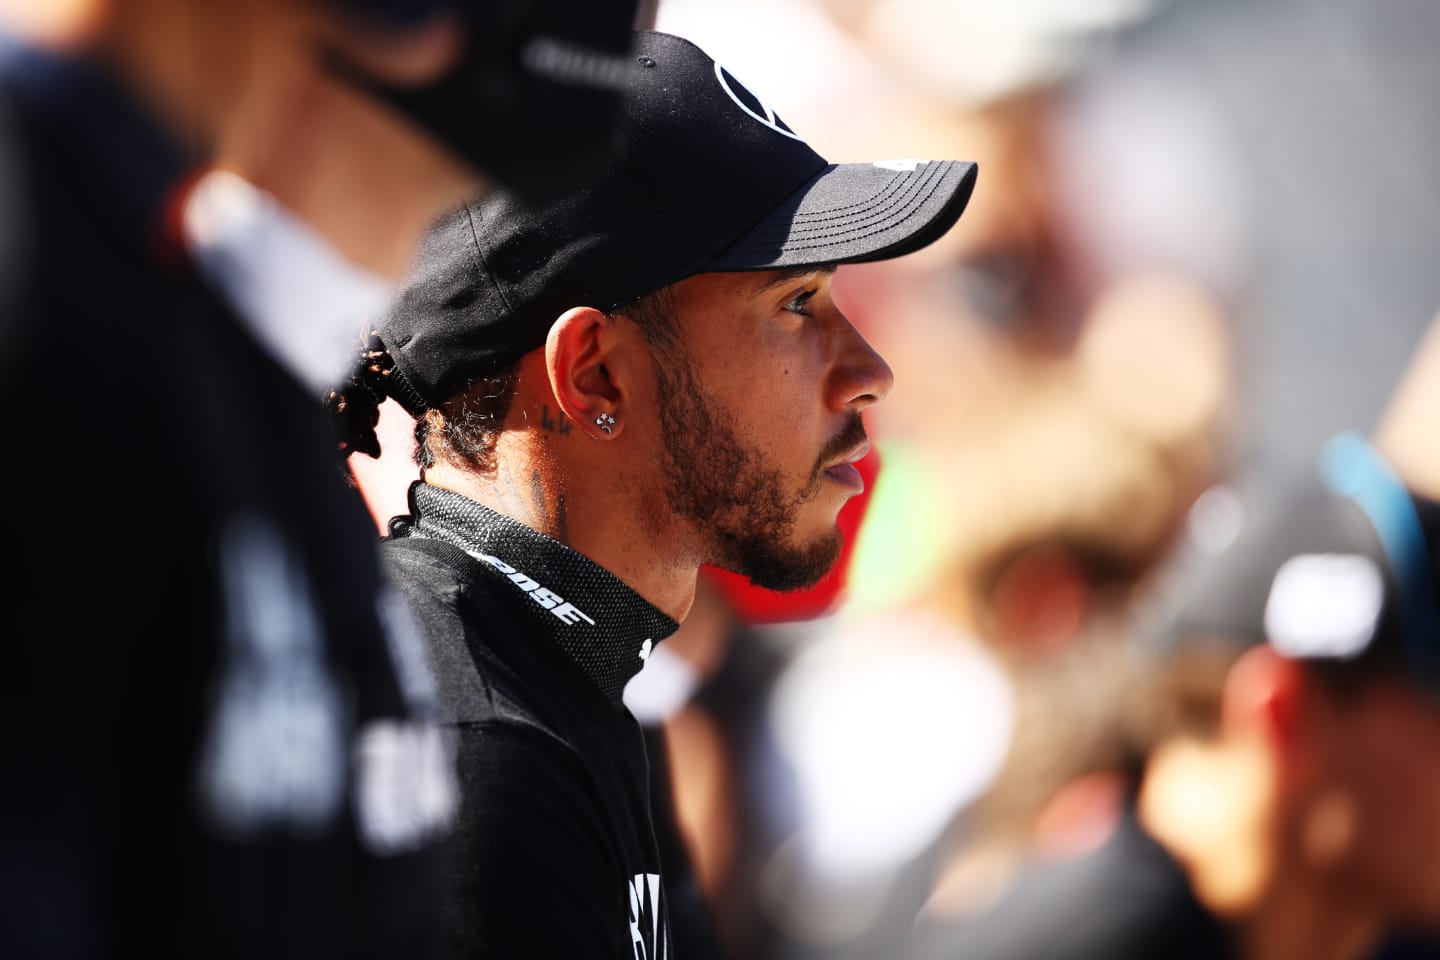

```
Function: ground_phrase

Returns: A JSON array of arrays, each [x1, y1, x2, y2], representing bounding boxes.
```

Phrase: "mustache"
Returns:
[[810, 413, 869, 482]]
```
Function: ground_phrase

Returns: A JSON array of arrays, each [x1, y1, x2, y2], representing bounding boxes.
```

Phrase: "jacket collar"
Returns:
[[396, 481, 679, 706]]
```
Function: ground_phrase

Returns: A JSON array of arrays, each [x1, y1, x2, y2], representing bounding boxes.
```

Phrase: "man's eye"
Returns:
[[784, 289, 817, 315]]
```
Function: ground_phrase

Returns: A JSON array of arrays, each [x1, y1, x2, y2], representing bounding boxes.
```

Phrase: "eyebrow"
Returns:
[[756, 264, 837, 292]]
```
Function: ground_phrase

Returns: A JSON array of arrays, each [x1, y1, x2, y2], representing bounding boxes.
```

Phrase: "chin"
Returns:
[[729, 528, 843, 593]]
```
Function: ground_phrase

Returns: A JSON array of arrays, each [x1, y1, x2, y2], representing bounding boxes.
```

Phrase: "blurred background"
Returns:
[[347, 0, 1440, 956], [630, 1, 1440, 958]]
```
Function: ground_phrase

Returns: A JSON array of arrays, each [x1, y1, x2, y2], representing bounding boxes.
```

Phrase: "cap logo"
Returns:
[[714, 63, 805, 142]]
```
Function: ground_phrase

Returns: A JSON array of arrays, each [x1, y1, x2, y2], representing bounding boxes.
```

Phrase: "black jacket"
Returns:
[[381, 482, 683, 959]]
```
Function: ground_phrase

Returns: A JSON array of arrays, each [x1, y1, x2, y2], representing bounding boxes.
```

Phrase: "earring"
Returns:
[[595, 413, 616, 435]]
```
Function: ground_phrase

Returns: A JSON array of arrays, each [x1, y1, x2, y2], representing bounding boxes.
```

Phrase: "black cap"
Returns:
[[380, 29, 979, 412], [323, 0, 641, 202], [1147, 433, 1440, 689]]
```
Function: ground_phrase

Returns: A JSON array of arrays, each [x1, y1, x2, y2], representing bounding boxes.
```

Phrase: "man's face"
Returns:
[[1321, 677, 1440, 927], [643, 267, 893, 591]]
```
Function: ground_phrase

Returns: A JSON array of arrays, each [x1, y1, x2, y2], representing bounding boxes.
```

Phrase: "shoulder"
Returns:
[[381, 537, 481, 632], [379, 534, 520, 616], [379, 534, 598, 737], [381, 535, 480, 592], [379, 536, 515, 724]]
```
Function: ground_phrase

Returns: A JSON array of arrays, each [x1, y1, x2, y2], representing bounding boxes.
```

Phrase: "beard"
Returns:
[[652, 347, 867, 592]]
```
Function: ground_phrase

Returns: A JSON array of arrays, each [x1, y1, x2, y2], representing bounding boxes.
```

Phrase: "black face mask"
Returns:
[[322, 0, 640, 204]]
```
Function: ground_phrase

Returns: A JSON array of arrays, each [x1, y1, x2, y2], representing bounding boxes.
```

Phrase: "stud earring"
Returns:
[[595, 413, 616, 435]]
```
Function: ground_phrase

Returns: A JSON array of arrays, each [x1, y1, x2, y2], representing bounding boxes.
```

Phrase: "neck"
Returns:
[[94, 0, 262, 155], [422, 428, 699, 623], [1139, 739, 1383, 960], [212, 31, 480, 281]]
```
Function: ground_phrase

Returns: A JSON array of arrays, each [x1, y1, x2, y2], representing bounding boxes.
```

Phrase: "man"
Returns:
[[0, 1, 638, 957], [328, 29, 978, 958], [904, 432, 1440, 960]]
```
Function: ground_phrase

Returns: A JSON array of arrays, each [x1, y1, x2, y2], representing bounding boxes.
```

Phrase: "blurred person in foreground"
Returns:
[[906, 431, 1440, 960], [187, 0, 646, 403], [327, 28, 977, 957], [0, 0, 639, 956]]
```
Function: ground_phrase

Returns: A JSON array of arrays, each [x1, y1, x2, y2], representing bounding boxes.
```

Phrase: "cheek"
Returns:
[[695, 365, 818, 473], [724, 356, 823, 435]]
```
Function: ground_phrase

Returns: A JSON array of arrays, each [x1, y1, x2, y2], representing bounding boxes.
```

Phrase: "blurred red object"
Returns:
[[700, 445, 881, 625]]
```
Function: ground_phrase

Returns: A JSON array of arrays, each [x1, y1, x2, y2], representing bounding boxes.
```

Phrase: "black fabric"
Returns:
[[327, 0, 640, 204], [0, 39, 450, 960], [392, 482, 678, 705], [643, 722, 731, 960], [905, 808, 1235, 960], [380, 29, 978, 410], [381, 484, 683, 958]]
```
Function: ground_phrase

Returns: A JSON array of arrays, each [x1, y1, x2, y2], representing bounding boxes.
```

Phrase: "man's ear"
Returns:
[[545, 306, 626, 439]]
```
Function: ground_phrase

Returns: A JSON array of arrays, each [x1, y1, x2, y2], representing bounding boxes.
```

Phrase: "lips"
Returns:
[[823, 462, 865, 492], [822, 439, 870, 492]]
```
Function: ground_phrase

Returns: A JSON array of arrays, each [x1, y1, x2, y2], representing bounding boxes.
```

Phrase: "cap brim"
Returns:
[[704, 159, 978, 271]]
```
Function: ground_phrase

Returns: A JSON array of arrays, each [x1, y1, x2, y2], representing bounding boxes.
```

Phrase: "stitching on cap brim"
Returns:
[[730, 161, 950, 244], [708, 160, 975, 268]]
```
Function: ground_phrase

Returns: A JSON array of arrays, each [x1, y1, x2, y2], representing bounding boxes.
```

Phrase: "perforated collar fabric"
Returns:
[[393, 482, 678, 705]]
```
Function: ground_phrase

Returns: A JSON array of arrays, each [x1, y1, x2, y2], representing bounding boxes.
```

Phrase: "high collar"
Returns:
[[394, 482, 679, 707]]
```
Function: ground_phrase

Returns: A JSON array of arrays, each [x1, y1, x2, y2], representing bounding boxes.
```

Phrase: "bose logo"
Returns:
[[470, 551, 597, 627], [714, 63, 805, 142]]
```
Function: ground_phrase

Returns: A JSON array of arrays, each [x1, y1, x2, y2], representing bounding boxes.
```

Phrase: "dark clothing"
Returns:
[[643, 721, 731, 960], [0, 40, 451, 959], [381, 482, 681, 959], [907, 810, 1235, 960], [1378, 934, 1440, 960], [908, 807, 1440, 960]]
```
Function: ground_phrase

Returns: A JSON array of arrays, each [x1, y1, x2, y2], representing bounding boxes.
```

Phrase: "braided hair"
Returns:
[[324, 324, 521, 476], [325, 325, 396, 462]]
